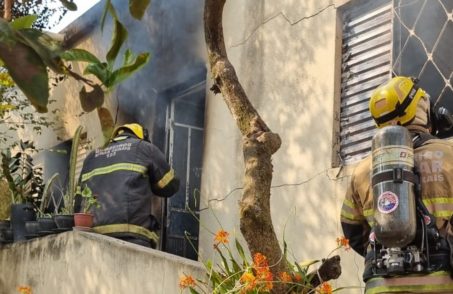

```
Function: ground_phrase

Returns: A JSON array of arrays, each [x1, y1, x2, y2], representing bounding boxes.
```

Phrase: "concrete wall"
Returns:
[[0, 231, 205, 294], [199, 0, 364, 292]]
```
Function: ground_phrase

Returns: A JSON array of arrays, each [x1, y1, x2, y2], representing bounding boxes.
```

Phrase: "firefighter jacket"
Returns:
[[341, 136, 453, 293], [78, 133, 179, 244]]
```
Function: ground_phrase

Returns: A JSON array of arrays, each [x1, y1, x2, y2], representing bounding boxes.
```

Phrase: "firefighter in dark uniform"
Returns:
[[78, 123, 179, 248], [340, 76, 453, 293]]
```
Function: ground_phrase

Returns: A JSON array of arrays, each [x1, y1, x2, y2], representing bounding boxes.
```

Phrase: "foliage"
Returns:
[[179, 231, 351, 294], [0, 68, 60, 148], [37, 172, 59, 217], [78, 185, 100, 214], [0, 140, 44, 204], [1, 0, 69, 30], [0, 1, 151, 115]]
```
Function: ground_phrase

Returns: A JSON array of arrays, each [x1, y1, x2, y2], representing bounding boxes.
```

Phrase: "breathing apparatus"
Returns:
[[366, 76, 448, 277]]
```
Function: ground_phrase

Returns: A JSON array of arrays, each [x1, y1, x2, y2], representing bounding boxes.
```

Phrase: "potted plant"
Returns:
[[0, 140, 43, 242], [51, 126, 84, 231], [74, 185, 100, 229], [35, 173, 59, 235]]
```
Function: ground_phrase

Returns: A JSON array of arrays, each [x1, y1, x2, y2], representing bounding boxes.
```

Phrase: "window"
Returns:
[[336, 0, 392, 166], [336, 0, 453, 166]]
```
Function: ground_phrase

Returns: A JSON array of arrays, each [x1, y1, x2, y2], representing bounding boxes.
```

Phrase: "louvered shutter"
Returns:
[[339, 1, 392, 165]]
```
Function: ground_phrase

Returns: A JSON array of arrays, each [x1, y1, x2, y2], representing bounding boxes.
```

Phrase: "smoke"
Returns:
[[64, 0, 207, 139]]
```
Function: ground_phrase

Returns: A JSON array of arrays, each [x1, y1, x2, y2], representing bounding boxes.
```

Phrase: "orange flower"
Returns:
[[252, 253, 273, 291], [279, 272, 292, 283], [336, 236, 350, 250], [240, 272, 257, 293], [179, 274, 196, 289], [293, 272, 303, 282], [253, 252, 268, 268], [17, 286, 32, 294], [318, 282, 333, 294], [214, 229, 229, 245]]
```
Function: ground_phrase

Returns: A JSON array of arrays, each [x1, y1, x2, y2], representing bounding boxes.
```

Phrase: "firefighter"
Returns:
[[340, 76, 453, 293], [77, 123, 179, 248]]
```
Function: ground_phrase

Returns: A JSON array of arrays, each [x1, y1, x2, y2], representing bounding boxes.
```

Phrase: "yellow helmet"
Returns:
[[369, 76, 426, 128], [113, 123, 145, 139]]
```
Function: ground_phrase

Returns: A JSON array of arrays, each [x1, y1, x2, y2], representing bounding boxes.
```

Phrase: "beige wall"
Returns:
[[199, 0, 364, 292], [0, 231, 205, 294]]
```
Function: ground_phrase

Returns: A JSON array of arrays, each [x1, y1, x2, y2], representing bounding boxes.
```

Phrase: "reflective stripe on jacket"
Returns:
[[79, 134, 179, 241], [365, 271, 453, 294]]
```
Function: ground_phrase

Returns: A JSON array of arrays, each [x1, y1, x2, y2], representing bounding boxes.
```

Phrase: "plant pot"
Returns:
[[25, 221, 40, 239], [74, 213, 94, 228], [11, 203, 36, 242], [37, 217, 57, 234], [0, 220, 12, 244], [53, 214, 74, 231]]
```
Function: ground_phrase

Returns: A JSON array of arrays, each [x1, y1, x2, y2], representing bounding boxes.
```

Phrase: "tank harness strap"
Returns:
[[93, 224, 159, 244], [371, 169, 418, 186]]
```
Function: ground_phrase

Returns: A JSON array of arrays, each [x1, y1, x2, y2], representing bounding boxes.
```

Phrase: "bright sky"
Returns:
[[51, 0, 100, 33]]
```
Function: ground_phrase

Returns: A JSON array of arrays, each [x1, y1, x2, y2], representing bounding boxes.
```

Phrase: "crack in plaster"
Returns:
[[201, 167, 350, 211], [231, 4, 337, 48]]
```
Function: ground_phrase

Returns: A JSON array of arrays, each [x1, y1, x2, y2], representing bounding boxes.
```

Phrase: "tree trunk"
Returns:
[[204, 0, 341, 292], [204, 0, 287, 289]]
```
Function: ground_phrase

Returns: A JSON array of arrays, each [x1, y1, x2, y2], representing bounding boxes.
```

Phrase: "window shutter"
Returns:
[[339, 1, 392, 165]]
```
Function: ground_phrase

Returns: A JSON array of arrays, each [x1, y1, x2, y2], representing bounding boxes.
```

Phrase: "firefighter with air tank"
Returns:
[[341, 76, 453, 293]]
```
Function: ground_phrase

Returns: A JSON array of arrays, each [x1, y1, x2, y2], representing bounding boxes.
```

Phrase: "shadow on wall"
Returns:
[[201, 1, 340, 258]]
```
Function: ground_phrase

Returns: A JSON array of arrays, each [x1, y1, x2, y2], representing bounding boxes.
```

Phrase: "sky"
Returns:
[[50, 0, 100, 33]]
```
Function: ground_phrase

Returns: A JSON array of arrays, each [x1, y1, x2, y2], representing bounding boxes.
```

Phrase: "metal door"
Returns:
[[164, 81, 205, 260]]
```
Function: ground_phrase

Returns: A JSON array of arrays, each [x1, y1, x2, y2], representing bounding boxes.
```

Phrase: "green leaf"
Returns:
[[129, 0, 150, 20], [122, 49, 134, 67], [79, 85, 104, 112], [227, 248, 242, 273], [84, 62, 109, 84], [16, 29, 64, 73], [189, 288, 199, 294], [59, 0, 78, 11], [106, 19, 128, 66], [0, 18, 15, 44], [100, 0, 111, 31], [0, 41, 48, 112], [107, 52, 149, 88], [215, 247, 231, 276], [11, 15, 38, 29], [61, 48, 101, 64], [235, 239, 247, 264]]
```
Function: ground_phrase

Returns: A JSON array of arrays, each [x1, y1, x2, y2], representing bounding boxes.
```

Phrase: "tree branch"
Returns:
[[307, 255, 342, 288], [3, 0, 13, 22]]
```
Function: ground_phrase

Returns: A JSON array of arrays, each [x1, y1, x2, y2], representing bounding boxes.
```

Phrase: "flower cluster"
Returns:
[[179, 230, 347, 294], [179, 274, 196, 290], [17, 286, 32, 294], [239, 252, 274, 293], [318, 281, 333, 294]]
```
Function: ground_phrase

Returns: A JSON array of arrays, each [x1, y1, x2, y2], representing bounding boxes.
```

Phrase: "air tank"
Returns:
[[371, 125, 417, 247]]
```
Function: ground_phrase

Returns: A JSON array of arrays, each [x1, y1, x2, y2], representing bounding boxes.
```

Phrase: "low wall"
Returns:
[[0, 231, 205, 294]]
